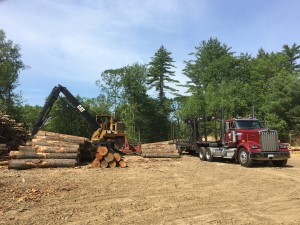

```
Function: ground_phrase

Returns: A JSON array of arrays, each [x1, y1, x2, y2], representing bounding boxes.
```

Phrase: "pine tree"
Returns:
[[147, 45, 179, 106]]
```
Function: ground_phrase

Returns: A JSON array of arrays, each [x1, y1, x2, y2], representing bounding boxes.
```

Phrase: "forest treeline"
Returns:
[[1, 29, 299, 143]]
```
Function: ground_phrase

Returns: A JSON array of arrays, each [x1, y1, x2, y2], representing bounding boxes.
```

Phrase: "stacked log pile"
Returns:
[[0, 143, 9, 156], [0, 113, 28, 149], [91, 146, 127, 168], [141, 141, 180, 158], [0, 143, 10, 166], [290, 146, 300, 154], [0, 113, 29, 166], [8, 131, 87, 170]]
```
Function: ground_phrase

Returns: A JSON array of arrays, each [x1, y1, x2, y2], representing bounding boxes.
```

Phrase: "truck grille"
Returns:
[[259, 130, 279, 152]]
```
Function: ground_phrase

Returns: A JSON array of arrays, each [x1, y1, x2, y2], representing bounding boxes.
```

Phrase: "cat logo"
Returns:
[[77, 105, 85, 112]]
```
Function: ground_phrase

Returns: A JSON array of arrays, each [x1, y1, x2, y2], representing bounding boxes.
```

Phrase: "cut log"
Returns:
[[9, 151, 78, 159], [97, 146, 108, 156], [19, 146, 38, 151], [0, 146, 8, 151], [118, 160, 127, 168], [104, 152, 114, 162], [31, 140, 80, 148], [33, 135, 85, 144], [8, 159, 77, 170], [113, 153, 122, 162], [95, 152, 103, 160], [100, 160, 108, 168], [35, 146, 79, 153], [142, 153, 181, 158], [91, 159, 100, 168], [0, 161, 9, 166], [109, 160, 116, 168], [35, 131, 86, 142]]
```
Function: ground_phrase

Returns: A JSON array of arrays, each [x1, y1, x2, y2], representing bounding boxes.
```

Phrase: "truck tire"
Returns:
[[205, 147, 214, 162], [199, 147, 206, 161], [272, 160, 287, 167], [238, 148, 253, 167]]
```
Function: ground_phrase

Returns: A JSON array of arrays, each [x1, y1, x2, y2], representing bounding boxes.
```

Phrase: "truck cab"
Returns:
[[197, 118, 290, 167]]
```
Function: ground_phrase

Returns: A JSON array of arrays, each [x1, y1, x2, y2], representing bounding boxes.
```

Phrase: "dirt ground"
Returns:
[[1, 153, 300, 225]]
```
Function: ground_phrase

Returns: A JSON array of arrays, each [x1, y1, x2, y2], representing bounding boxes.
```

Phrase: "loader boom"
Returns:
[[32, 84, 99, 136]]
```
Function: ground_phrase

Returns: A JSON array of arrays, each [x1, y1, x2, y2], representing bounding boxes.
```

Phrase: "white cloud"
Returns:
[[0, 0, 299, 105]]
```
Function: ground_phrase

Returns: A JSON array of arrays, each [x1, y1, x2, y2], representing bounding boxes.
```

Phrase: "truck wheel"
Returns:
[[272, 160, 287, 167], [238, 148, 253, 167], [205, 148, 213, 162], [199, 147, 206, 161]]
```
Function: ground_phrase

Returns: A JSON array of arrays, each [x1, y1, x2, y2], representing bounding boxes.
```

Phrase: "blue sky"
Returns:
[[0, 0, 299, 106]]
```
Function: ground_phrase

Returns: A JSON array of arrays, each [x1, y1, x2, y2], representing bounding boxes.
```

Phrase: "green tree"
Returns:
[[20, 104, 42, 131], [147, 45, 179, 105], [119, 63, 149, 141], [182, 38, 234, 118], [147, 46, 179, 141], [96, 68, 123, 115], [0, 29, 26, 117], [282, 43, 300, 71], [43, 96, 99, 137], [97, 63, 161, 142]]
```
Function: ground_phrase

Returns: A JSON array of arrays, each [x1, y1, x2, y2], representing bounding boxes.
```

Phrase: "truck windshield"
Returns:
[[236, 120, 262, 129]]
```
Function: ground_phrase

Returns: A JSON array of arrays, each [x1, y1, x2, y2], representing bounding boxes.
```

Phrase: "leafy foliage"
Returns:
[[0, 29, 26, 118]]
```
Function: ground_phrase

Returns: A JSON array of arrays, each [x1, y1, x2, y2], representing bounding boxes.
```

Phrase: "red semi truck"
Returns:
[[177, 117, 290, 167]]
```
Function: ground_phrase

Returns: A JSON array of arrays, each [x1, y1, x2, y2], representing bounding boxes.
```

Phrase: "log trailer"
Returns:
[[176, 115, 290, 167], [32, 84, 141, 155]]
